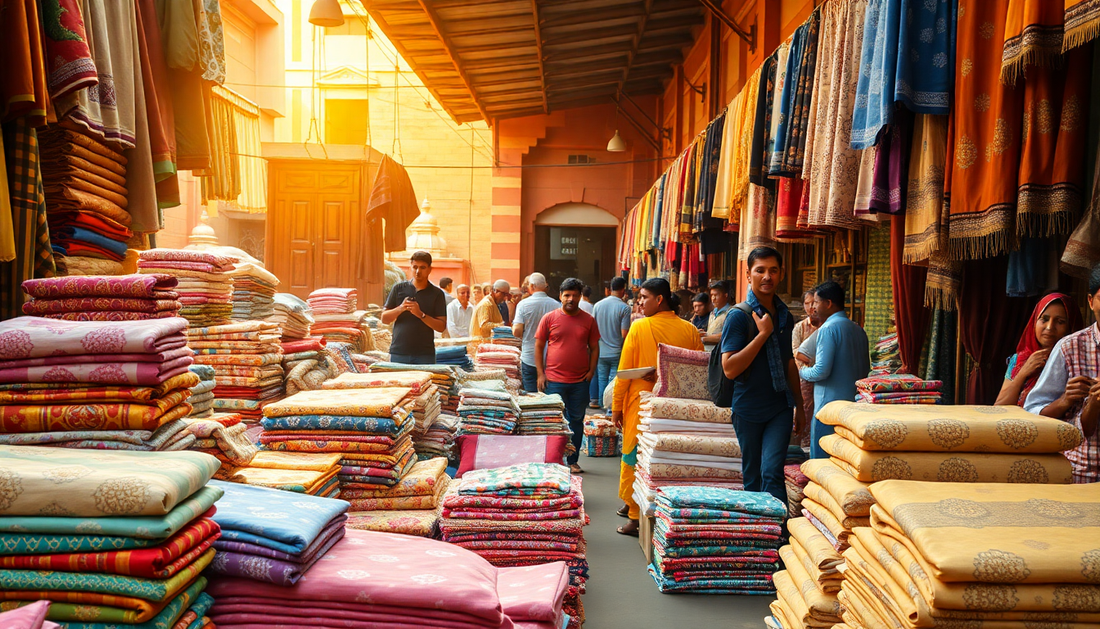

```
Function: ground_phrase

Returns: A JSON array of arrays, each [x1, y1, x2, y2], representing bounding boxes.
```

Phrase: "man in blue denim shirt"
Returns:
[[798, 281, 869, 459], [720, 246, 806, 506]]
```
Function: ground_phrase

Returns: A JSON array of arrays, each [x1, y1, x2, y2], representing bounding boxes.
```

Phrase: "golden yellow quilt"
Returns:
[[801, 459, 875, 516]]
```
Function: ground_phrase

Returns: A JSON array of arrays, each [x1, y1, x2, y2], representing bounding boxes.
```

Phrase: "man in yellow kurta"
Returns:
[[470, 279, 510, 339], [612, 278, 703, 536]]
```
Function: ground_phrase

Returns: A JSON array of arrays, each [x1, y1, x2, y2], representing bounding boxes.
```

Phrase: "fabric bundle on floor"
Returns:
[[20, 274, 182, 321], [0, 317, 198, 451], [138, 249, 237, 328], [838, 481, 1100, 629], [187, 364, 216, 417], [207, 528, 571, 628], [440, 462, 588, 628], [816, 401, 1080, 483], [266, 293, 314, 339], [38, 127, 132, 264], [769, 517, 844, 629], [634, 392, 743, 517], [516, 393, 572, 436], [475, 342, 522, 381], [260, 387, 417, 494], [343, 457, 450, 537], [458, 384, 520, 435], [205, 479, 348, 585], [648, 487, 785, 595], [855, 373, 942, 404], [0, 446, 223, 627], [228, 259, 279, 321], [187, 321, 285, 422]]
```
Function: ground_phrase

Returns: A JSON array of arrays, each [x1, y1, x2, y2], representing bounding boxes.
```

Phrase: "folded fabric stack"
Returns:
[[267, 293, 314, 339], [634, 392, 742, 517], [440, 463, 588, 628], [39, 127, 132, 264], [435, 343, 473, 369], [261, 388, 417, 493], [206, 479, 348, 585], [307, 287, 371, 351], [856, 373, 942, 404], [768, 516, 845, 629], [181, 413, 257, 473], [188, 321, 285, 422], [217, 450, 341, 497], [784, 463, 809, 519], [281, 337, 334, 396], [322, 370, 444, 458], [228, 259, 279, 321], [0, 317, 198, 452], [838, 481, 1100, 629], [868, 330, 900, 376], [458, 385, 520, 435], [21, 274, 182, 322], [582, 415, 620, 457], [344, 458, 450, 537], [417, 412, 460, 462], [372, 362, 460, 413], [795, 458, 875, 553], [306, 287, 356, 313], [516, 393, 571, 435], [0, 446, 222, 628], [207, 528, 571, 628], [187, 364, 217, 417], [490, 326, 522, 350], [649, 487, 784, 594], [475, 342, 522, 380], [138, 249, 238, 327]]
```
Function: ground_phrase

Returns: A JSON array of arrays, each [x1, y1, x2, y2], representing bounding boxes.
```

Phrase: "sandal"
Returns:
[[616, 520, 640, 537], [616, 504, 630, 518]]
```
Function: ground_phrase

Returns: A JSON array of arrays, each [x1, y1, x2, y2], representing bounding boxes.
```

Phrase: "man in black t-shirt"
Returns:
[[381, 251, 448, 365]]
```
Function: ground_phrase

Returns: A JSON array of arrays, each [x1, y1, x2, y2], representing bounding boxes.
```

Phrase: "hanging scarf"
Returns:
[[925, 251, 963, 310], [806, 0, 868, 231], [1016, 46, 1091, 239], [865, 111, 913, 216], [680, 141, 699, 238], [774, 13, 820, 177], [651, 174, 666, 251], [40, 0, 97, 100], [945, 0, 1022, 260], [1063, 115, 1100, 277], [713, 66, 761, 226], [904, 114, 949, 262], [712, 97, 740, 222], [738, 184, 777, 260], [775, 177, 815, 241], [1010, 292, 1083, 404], [854, 144, 883, 220], [1065, 0, 1100, 50], [1006, 237, 1060, 297], [1003, 0, 1066, 84], [749, 56, 777, 186], [695, 113, 726, 232], [851, 0, 902, 149], [746, 289, 795, 408], [896, 0, 957, 114], [765, 41, 792, 174]]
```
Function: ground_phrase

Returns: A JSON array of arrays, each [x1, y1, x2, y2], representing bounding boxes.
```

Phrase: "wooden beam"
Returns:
[[696, 0, 754, 51], [530, 0, 549, 113], [540, 5, 644, 29], [615, 0, 652, 100], [415, 0, 494, 123]]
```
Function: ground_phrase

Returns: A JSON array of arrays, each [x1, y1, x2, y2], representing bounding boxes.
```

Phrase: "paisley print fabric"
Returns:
[[347, 509, 437, 536], [639, 393, 733, 424], [207, 480, 348, 554], [21, 274, 178, 299], [456, 463, 571, 496], [0, 317, 188, 359], [263, 388, 411, 418], [323, 371, 433, 393], [653, 344, 711, 400], [23, 297, 181, 315], [0, 549, 213, 601]]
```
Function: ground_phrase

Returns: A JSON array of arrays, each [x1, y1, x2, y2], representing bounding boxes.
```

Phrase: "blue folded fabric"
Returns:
[[208, 480, 349, 554], [655, 487, 787, 517], [53, 226, 129, 257]]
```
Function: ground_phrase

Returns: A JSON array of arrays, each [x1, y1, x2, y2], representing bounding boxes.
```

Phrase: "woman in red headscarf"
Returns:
[[995, 293, 1083, 407]]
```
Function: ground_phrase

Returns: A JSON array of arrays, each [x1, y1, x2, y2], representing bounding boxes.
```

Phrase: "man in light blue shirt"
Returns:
[[798, 281, 870, 459], [591, 276, 632, 410], [512, 273, 560, 393]]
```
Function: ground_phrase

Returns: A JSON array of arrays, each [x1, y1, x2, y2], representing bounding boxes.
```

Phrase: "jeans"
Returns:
[[520, 362, 538, 393], [388, 352, 435, 365], [589, 374, 600, 404], [810, 418, 835, 460], [596, 356, 619, 411], [544, 380, 589, 465], [732, 409, 793, 507]]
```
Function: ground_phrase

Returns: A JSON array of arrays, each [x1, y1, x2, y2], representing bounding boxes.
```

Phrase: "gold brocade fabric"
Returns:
[[263, 388, 412, 418], [247, 451, 341, 472], [803, 481, 870, 529], [778, 545, 842, 622], [788, 516, 844, 574], [800, 459, 875, 516]]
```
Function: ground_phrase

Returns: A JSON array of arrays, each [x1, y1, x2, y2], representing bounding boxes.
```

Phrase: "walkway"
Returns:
[[578, 453, 775, 628]]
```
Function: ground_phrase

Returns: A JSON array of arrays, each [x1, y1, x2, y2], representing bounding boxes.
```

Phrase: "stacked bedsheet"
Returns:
[[220, 451, 342, 497], [855, 373, 942, 404], [0, 446, 222, 627], [281, 336, 333, 396], [343, 457, 450, 537], [634, 392, 743, 516], [180, 412, 257, 473], [440, 462, 588, 628], [648, 487, 784, 594], [308, 288, 370, 351], [187, 321, 285, 422], [261, 388, 417, 492], [228, 260, 278, 321], [839, 481, 1100, 629], [207, 528, 570, 628], [458, 385, 520, 435], [21, 274, 182, 322], [475, 342, 522, 381], [137, 249, 237, 327], [490, 326, 522, 350], [0, 317, 198, 452], [796, 458, 875, 552], [516, 393, 572, 436], [768, 516, 844, 629], [266, 293, 314, 339], [206, 479, 348, 585], [39, 127, 132, 264], [435, 343, 474, 369], [186, 364, 216, 417]]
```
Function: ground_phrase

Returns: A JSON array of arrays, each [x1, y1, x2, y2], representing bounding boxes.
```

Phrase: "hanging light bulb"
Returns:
[[309, 0, 345, 27], [606, 130, 626, 152]]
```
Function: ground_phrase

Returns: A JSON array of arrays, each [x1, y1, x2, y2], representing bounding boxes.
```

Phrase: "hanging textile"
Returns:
[[737, 184, 777, 260], [775, 177, 814, 241], [919, 307, 957, 403], [925, 251, 963, 310], [749, 56, 777, 186], [1015, 47, 1091, 239], [123, 0, 161, 234], [712, 94, 740, 222], [851, 0, 901, 149], [853, 145, 882, 220], [159, 0, 212, 173], [805, 0, 867, 231], [1, 119, 55, 320], [1065, 0, 1100, 51], [0, 132, 13, 262], [136, 0, 178, 209], [365, 155, 420, 253], [695, 112, 726, 233], [679, 142, 698, 238], [958, 257, 1032, 404], [1061, 42, 1100, 277], [945, 0, 1023, 259], [40, 0, 98, 101], [201, 87, 242, 203], [1006, 236, 1060, 297], [712, 67, 761, 224], [1, 0, 49, 127], [890, 215, 929, 374], [773, 12, 819, 177], [904, 114, 949, 262], [864, 222, 894, 345], [1003, 0, 1067, 84], [764, 41, 792, 174], [866, 110, 913, 216], [896, 0, 957, 115], [197, 0, 226, 85]]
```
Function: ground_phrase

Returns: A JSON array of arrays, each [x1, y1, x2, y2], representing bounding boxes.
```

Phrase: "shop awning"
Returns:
[[362, 0, 705, 124]]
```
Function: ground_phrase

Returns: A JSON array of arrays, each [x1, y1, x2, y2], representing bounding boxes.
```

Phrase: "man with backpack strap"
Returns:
[[714, 246, 805, 507]]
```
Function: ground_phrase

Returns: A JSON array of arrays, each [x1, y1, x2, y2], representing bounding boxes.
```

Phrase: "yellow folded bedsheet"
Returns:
[[788, 516, 844, 575], [821, 434, 1073, 483], [248, 451, 342, 471], [801, 458, 874, 516], [816, 401, 1083, 453], [263, 387, 412, 418], [804, 481, 870, 530], [772, 570, 837, 628], [788, 532, 842, 594], [869, 480, 1100, 584], [778, 545, 841, 623]]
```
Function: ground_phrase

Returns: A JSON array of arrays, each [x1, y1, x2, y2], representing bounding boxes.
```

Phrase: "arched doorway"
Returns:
[[534, 203, 619, 299]]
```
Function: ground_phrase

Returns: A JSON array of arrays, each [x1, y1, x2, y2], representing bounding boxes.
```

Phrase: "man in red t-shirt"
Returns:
[[536, 277, 600, 474]]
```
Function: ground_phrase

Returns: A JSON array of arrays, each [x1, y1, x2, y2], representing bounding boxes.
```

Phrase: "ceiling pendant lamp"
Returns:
[[309, 0, 345, 27], [606, 130, 626, 152]]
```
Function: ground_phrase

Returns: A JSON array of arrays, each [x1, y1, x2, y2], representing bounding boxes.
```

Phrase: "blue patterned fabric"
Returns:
[[0, 486, 221, 539], [655, 486, 787, 517], [895, 0, 956, 115], [0, 532, 164, 554], [57, 578, 207, 629], [183, 594, 215, 629], [647, 565, 776, 594], [207, 480, 348, 554], [851, 0, 901, 149], [651, 173, 666, 250], [260, 414, 401, 434]]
